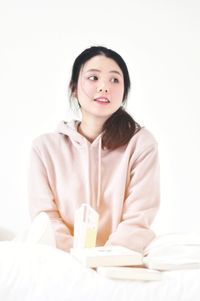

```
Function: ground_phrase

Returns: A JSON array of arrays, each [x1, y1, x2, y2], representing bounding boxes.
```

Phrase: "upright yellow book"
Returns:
[[73, 203, 99, 248]]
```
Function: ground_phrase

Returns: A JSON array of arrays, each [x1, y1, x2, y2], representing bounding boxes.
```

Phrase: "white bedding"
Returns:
[[0, 241, 200, 301]]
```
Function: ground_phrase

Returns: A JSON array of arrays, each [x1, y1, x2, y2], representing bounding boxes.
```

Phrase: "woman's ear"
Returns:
[[70, 81, 77, 98], [71, 83, 77, 98], [72, 88, 77, 98]]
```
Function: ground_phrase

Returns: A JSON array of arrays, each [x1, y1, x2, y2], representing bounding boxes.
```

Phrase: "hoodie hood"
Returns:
[[56, 120, 103, 146], [56, 120, 84, 147], [56, 120, 103, 209]]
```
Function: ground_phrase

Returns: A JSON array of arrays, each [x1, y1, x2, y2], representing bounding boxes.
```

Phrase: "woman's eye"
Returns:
[[111, 78, 119, 83], [88, 75, 98, 81]]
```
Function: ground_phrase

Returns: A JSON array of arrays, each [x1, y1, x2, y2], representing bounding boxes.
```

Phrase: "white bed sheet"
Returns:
[[0, 241, 200, 301]]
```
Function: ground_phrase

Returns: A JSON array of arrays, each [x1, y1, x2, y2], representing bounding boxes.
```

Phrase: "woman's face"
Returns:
[[74, 55, 124, 121]]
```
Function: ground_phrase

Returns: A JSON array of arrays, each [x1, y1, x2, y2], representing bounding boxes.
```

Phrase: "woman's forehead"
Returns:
[[81, 55, 123, 75]]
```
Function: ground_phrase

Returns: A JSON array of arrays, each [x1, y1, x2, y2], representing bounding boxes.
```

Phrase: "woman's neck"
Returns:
[[77, 118, 105, 142]]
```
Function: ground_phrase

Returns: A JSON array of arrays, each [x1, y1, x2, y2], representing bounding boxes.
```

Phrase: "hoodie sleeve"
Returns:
[[105, 143, 160, 253], [28, 144, 73, 252]]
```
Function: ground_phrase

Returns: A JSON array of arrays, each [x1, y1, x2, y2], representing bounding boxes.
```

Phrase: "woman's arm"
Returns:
[[28, 145, 73, 252], [105, 143, 160, 253]]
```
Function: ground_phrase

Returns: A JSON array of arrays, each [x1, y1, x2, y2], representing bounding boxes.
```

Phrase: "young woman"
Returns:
[[28, 46, 160, 253]]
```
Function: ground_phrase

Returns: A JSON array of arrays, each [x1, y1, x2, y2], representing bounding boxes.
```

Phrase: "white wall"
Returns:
[[0, 0, 199, 235]]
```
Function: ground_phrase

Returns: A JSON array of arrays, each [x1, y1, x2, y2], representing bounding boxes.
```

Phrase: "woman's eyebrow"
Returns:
[[86, 69, 122, 76], [86, 68, 100, 73], [110, 70, 122, 77]]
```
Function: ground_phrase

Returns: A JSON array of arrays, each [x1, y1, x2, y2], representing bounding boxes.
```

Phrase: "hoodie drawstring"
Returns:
[[56, 120, 102, 210]]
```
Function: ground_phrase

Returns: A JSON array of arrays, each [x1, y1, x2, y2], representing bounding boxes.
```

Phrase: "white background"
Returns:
[[0, 0, 199, 236]]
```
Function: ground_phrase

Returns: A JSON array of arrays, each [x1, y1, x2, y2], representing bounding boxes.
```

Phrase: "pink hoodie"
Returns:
[[28, 120, 160, 253]]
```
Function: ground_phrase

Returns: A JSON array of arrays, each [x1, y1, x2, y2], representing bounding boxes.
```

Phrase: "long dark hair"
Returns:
[[69, 46, 141, 150]]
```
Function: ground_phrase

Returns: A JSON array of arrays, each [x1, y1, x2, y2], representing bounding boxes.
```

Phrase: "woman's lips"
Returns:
[[94, 97, 110, 103]]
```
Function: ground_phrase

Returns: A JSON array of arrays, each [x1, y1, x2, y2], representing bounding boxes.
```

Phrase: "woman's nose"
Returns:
[[97, 82, 109, 93], [98, 87, 108, 93]]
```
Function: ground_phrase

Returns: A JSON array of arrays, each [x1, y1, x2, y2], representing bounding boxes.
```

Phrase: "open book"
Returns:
[[143, 232, 200, 271]]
